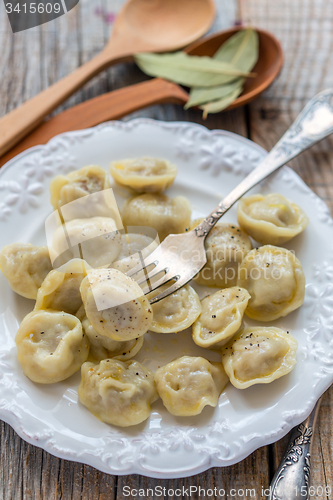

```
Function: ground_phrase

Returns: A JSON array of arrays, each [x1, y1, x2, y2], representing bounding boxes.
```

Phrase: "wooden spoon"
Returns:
[[0, 0, 215, 157], [0, 27, 283, 168]]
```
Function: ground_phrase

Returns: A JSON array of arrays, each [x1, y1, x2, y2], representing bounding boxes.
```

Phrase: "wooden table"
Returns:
[[0, 0, 332, 498]]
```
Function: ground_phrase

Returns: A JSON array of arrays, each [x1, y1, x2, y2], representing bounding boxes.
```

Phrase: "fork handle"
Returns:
[[195, 89, 333, 238], [268, 397, 322, 500]]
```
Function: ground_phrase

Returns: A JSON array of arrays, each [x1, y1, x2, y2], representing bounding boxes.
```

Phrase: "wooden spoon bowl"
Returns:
[[110, 0, 216, 54], [185, 26, 284, 109]]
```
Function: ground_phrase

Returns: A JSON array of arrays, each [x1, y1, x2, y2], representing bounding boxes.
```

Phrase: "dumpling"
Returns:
[[50, 165, 106, 209], [237, 245, 305, 321], [56, 188, 124, 228], [15, 310, 89, 384], [80, 268, 153, 341], [111, 230, 158, 274], [109, 157, 177, 193], [0, 243, 52, 299], [191, 221, 252, 287], [78, 359, 158, 427], [149, 284, 201, 333], [51, 217, 121, 268], [222, 327, 298, 389], [192, 287, 250, 348], [237, 193, 309, 245], [122, 194, 191, 241], [154, 356, 228, 416], [35, 270, 84, 315], [76, 305, 144, 362]]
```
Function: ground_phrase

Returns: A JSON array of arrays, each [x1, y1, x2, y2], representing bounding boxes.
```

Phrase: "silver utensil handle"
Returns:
[[195, 89, 333, 238], [268, 398, 322, 500]]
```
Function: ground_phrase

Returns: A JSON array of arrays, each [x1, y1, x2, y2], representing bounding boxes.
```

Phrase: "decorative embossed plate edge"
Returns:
[[0, 118, 332, 479]]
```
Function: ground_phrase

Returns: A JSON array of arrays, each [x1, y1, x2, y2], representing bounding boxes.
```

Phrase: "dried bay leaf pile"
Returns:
[[134, 29, 259, 118]]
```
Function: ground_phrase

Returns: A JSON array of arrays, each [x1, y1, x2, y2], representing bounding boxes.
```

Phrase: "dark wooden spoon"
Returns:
[[0, 27, 283, 167], [186, 26, 284, 110]]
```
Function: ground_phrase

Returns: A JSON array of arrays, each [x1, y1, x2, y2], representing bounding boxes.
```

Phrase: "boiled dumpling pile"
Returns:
[[0, 157, 309, 428]]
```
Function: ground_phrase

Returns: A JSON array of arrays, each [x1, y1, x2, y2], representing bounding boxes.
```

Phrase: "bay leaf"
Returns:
[[214, 28, 259, 73], [185, 29, 259, 110], [184, 77, 244, 109], [134, 52, 253, 88], [201, 86, 244, 118]]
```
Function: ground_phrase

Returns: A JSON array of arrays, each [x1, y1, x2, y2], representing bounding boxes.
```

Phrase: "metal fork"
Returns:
[[127, 89, 333, 304]]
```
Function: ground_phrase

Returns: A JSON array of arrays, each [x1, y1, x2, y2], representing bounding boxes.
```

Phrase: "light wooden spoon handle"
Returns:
[[0, 78, 188, 167], [0, 47, 130, 158]]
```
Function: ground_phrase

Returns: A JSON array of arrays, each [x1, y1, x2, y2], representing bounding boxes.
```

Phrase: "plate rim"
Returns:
[[0, 117, 331, 479]]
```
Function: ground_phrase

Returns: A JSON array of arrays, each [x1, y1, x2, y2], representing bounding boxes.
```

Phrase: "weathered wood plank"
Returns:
[[116, 447, 270, 499], [245, 0, 333, 211], [243, 0, 333, 494], [0, 2, 115, 499], [0, 7, 42, 116]]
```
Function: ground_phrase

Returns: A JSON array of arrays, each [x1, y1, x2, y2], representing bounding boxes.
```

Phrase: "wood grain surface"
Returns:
[[0, 0, 332, 498]]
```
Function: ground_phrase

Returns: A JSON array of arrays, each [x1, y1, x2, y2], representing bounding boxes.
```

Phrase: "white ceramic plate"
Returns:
[[0, 119, 332, 479]]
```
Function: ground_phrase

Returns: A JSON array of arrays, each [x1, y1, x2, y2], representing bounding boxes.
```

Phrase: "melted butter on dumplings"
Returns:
[[109, 157, 177, 193], [154, 356, 228, 416], [76, 305, 143, 362], [150, 284, 201, 334], [50, 165, 106, 209], [191, 221, 252, 288], [122, 193, 191, 241], [15, 310, 89, 384], [222, 327, 298, 389], [192, 287, 250, 348], [237, 245, 305, 321], [78, 359, 158, 427], [0, 243, 52, 299], [35, 270, 84, 315], [237, 193, 309, 245], [80, 268, 153, 341]]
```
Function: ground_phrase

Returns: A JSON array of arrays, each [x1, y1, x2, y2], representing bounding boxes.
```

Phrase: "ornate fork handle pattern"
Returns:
[[268, 398, 322, 500], [194, 207, 227, 237], [195, 89, 333, 239]]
